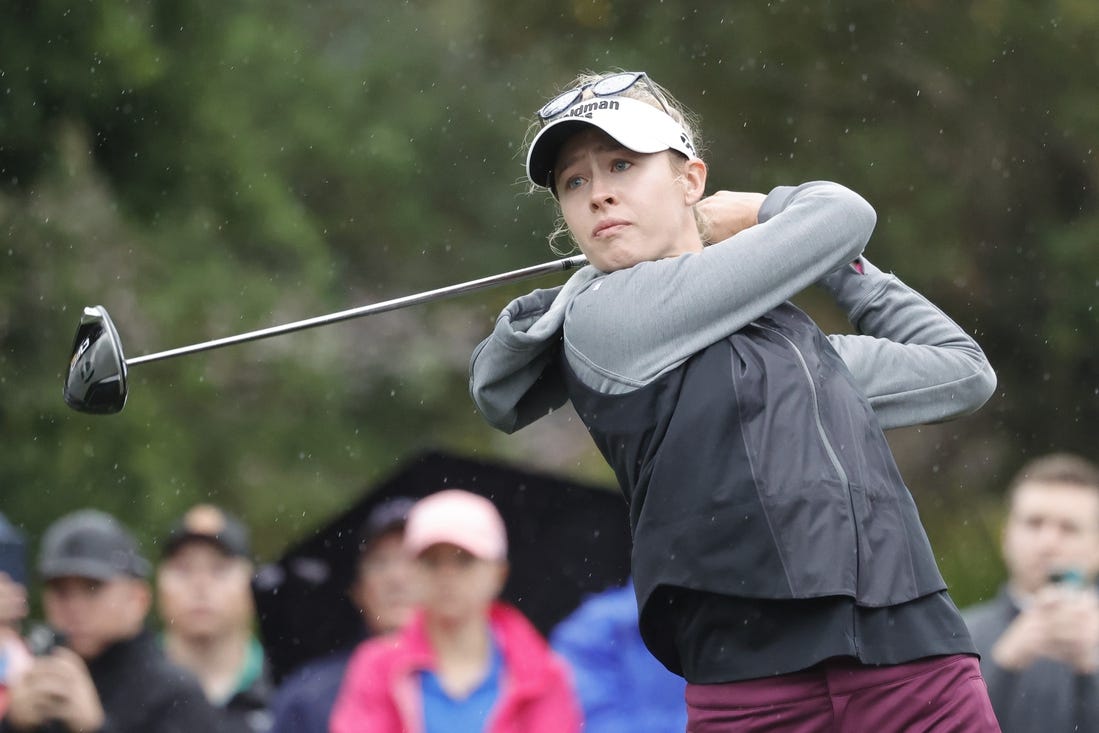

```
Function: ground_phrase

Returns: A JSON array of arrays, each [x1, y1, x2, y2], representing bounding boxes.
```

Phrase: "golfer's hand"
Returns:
[[695, 191, 766, 244]]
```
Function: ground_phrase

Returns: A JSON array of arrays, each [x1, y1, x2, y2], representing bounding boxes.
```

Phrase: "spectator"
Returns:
[[330, 490, 581, 733], [157, 504, 273, 732], [0, 515, 31, 719], [551, 578, 686, 733], [268, 497, 417, 733], [1, 509, 222, 733], [964, 453, 1099, 733]]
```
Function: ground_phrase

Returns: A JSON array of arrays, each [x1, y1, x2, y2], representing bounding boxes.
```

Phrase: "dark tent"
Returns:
[[253, 450, 632, 681]]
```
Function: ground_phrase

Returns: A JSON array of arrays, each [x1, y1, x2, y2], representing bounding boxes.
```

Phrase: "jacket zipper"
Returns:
[[756, 323, 861, 647]]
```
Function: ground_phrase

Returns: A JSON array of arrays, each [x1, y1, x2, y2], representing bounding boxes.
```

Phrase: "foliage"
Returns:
[[2, 0, 1097, 608]]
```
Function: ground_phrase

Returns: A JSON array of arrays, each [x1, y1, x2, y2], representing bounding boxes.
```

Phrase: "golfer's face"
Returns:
[[415, 543, 504, 624], [554, 129, 702, 272], [1003, 481, 1099, 594]]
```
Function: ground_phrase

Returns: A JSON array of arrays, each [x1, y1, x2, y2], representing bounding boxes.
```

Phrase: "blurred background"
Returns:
[[2, 0, 1097, 609]]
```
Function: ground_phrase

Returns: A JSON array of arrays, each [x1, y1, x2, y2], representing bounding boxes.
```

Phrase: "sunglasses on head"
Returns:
[[537, 71, 673, 123]]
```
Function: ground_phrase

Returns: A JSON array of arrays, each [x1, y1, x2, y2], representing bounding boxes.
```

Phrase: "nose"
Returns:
[[588, 171, 617, 210], [1034, 522, 1068, 554]]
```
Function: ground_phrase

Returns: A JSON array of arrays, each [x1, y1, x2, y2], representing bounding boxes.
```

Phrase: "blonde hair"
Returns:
[[525, 71, 710, 253]]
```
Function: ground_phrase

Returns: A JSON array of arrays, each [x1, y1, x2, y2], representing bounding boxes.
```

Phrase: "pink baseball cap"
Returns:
[[403, 490, 508, 561]]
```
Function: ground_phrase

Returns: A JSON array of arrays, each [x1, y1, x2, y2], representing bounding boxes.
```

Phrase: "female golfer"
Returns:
[[470, 71, 1000, 731]]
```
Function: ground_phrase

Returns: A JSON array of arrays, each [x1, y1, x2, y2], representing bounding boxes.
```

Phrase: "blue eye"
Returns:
[[565, 175, 584, 190], [612, 160, 632, 172]]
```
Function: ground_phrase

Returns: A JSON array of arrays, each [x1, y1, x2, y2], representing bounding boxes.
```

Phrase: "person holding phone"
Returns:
[[1, 510, 223, 733], [964, 453, 1099, 733]]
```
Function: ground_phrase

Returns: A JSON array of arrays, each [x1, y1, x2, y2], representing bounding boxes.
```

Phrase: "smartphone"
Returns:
[[25, 624, 67, 657]]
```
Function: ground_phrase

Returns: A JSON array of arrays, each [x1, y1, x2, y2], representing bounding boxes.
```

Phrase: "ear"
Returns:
[[681, 158, 708, 206]]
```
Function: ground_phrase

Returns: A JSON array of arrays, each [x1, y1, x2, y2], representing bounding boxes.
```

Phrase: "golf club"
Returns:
[[64, 254, 588, 415]]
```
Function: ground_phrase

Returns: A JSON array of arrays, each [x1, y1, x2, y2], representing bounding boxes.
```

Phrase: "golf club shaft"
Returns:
[[126, 254, 588, 366]]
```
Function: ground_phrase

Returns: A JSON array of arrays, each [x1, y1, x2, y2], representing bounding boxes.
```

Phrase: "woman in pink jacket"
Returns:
[[329, 490, 581, 733]]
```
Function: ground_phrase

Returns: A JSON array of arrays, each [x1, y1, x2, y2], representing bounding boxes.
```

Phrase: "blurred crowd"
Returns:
[[2, 450, 1098, 733]]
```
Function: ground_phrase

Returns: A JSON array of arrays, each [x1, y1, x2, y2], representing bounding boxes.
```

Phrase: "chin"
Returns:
[[592, 253, 632, 273], [70, 639, 106, 660]]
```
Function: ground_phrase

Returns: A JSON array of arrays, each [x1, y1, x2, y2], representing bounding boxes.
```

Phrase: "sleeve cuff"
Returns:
[[756, 185, 799, 223], [816, 256, 894, 321]]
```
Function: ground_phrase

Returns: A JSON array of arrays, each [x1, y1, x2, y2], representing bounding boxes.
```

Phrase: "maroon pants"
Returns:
[[685, 654, 1001, 732]]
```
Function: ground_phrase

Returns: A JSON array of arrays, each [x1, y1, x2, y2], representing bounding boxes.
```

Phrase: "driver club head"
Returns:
[[64, 306, 128, 414]]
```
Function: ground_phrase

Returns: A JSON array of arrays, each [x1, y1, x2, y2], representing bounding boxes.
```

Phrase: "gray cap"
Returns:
[[38, 510, 150, 581]]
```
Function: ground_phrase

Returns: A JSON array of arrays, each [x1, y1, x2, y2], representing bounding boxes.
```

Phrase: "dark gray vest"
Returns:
[[563, 303, 947, 644]]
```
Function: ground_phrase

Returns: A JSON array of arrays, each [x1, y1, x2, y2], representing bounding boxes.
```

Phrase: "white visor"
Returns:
[[526, 96, 696, 189]]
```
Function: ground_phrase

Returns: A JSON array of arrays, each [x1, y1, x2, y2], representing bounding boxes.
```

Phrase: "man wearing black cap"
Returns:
[[1, 509, 222, 733], [157, 504, 272, 733], [268, 497, 417, 733]]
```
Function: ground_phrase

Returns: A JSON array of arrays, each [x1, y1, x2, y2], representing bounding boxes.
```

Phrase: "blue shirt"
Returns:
[[420, 640, 503, 733]]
